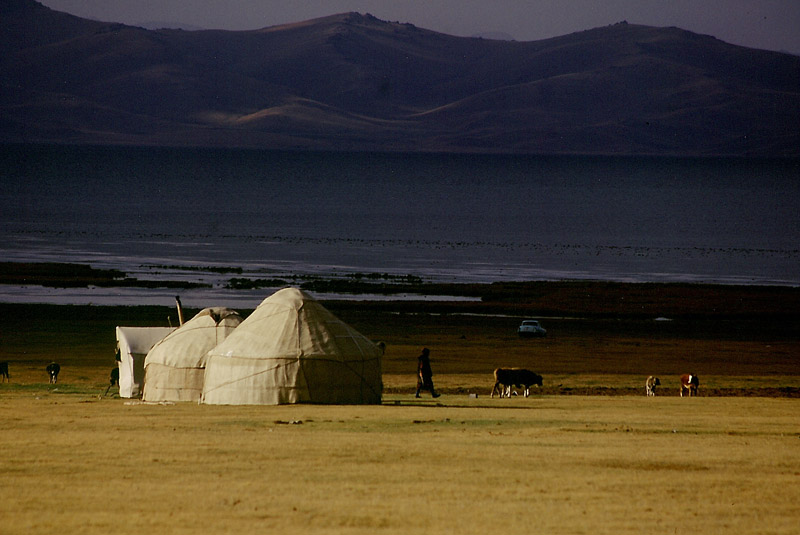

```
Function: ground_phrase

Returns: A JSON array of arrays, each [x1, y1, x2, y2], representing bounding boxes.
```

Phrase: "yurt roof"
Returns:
[[145, 307, 242, 368]]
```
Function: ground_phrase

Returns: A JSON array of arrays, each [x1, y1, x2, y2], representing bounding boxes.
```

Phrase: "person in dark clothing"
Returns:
[[105, 367, 120, 396], [415, 347, 440, 398]]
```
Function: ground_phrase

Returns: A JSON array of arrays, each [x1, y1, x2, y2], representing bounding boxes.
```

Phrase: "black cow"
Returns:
[[104, 367, 120, 396], [0, 361, 9, 382], [491, 368, 543, 398], [46, 362, 60, 384]]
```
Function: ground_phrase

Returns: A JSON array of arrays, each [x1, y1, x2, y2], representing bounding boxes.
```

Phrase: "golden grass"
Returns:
[[1, 389, 798, 534]]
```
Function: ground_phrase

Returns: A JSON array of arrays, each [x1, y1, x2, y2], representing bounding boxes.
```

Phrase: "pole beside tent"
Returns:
[[175, 296, 184, 326]]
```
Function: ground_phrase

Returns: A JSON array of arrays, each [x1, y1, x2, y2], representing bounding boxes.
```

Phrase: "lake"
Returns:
[[1, 144, 798, 306]]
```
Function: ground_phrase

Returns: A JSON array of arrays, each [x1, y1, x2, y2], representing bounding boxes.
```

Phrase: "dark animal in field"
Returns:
[[645, 376, 660, 396], [0, 361, 9, 382], [104, 367, 120, 396], [491, 368, 543, 398], [680, 374, 699, 397], [46, 362, 60, 384]]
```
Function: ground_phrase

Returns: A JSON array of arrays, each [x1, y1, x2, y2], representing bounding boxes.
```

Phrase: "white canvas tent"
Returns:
[[201, 287, 383, 405], [143, 307, 242, 402], [115, 327, 175, 398]]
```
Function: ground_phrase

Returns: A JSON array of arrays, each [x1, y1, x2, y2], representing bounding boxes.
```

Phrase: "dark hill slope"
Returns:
[[2, 1, 798, 155]]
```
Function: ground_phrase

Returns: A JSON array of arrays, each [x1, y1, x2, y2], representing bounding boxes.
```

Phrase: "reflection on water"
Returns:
[[2, 145, 798, 305]]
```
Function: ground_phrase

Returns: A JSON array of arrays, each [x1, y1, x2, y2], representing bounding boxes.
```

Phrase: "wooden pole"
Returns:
[[175, 296, 184, 326]]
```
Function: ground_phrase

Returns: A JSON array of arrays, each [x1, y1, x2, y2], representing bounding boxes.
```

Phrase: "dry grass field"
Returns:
[[1, 290, 799, 533], [1, 388, 798, 534]]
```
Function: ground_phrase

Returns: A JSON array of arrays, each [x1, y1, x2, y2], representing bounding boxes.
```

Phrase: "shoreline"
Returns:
[[2, 262, 800, 317]]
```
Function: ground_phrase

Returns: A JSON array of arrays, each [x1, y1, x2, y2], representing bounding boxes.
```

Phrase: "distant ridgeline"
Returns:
[[1, 0, 799, 155]]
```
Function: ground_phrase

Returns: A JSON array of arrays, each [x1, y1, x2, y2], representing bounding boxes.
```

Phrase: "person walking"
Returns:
[[415, 347, 440, 398]]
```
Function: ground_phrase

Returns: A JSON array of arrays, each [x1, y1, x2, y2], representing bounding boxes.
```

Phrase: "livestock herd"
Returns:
[[0, 362, 118, 395], [645, 374, 700, 397], [0, 361, 62, 384], [0, 361, 699, 398], [489, 368, 699, 398]]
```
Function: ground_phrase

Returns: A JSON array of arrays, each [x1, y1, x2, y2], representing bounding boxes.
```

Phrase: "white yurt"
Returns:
[[201, 288, 383, 405], [143, 307, 242, 402], [115, 326, 175, 398]]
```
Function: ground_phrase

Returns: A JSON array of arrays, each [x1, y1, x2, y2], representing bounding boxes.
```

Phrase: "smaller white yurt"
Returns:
[[201, 288, 383, 406], [143, 307, 242, 402], [115, 327, 175, 398]]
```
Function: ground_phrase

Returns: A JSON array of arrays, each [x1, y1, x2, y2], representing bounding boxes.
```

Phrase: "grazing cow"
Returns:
[[645, 376, 660, 396], [680, 374, 699, 397], [104, 367, 120, 396], [491, 368, 543, 398], [46, 362, 60, 384], [0, 361, 9, 382]]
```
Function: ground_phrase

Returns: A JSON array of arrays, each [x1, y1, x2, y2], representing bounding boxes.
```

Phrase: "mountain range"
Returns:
[[2, 0, 799, 156]]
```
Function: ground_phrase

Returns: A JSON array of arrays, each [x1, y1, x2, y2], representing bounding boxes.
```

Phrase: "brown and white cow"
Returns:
[[679, 374, 699, 397], [645, 376, 660, 396], [491, 368, 543, 398]]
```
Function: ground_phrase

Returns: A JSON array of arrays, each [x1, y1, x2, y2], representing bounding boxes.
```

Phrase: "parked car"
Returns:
[[518, 319, 546, 337]]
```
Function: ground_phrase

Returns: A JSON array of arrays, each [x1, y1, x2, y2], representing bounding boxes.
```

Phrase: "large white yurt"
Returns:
[[201, 288, 383, 405], [143, 307, 243, 402]]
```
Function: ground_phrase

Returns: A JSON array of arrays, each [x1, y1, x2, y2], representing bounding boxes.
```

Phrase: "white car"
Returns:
[[517, 319, 546, 337]]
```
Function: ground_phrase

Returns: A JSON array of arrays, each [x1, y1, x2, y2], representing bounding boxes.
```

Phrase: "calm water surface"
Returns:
[[1, 145, 798, 306]]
